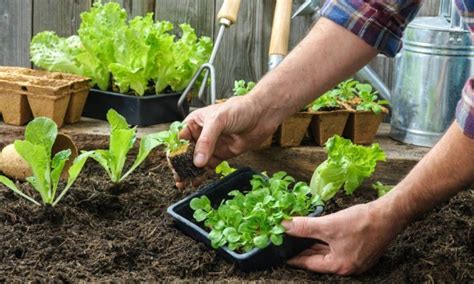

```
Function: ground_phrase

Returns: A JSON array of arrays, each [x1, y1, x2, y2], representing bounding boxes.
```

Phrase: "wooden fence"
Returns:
[[0, 0, 440, 98]]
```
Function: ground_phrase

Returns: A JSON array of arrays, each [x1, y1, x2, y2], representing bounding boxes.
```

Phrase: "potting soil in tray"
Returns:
[[0, 158, 472, 282]]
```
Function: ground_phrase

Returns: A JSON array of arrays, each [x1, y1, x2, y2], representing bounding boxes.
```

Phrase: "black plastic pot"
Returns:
[[82, 88, 188, 126], [167, 167, 325, 271]]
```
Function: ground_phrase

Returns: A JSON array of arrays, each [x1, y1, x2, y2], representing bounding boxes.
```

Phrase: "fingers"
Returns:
[[282, 217, 329, 242], [288, 253, 335, 274], [193, 117, 225, 168]]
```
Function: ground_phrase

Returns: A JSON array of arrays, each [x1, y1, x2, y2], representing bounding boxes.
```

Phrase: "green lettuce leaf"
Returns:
[[0, 175, 40, 206], [310, 136, 386, 201], [50, 149, 72, 199]]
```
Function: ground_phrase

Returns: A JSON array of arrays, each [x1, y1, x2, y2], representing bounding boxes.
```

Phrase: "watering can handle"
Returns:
[[218, 0, 242, 26], [269, 0, 293, 57]]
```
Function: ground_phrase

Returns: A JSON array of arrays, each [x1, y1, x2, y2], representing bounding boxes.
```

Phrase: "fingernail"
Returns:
[[194, 153, 206, 167], [282, 220, 292, 230]]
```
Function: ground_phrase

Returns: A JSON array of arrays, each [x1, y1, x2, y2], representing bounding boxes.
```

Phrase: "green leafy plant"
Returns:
[[233, 80, 256, 96], [191, 135, 386, 253], [0, 118, 91, 206], [372, 182, 393, 197], [89, 109, 161, 183], [310, 135, 386, 201], [306, 89, 344, 112], [191, 172, 320, 252], [354, 83, 389, 114], [30, 2, 212, 96], [336, 79, 358, 101], [151, 121, 189, 154], [215, 161, 237, 178]]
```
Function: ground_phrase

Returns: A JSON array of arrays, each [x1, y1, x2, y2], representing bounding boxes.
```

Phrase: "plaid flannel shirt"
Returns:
[[321, 0, 474, 139]]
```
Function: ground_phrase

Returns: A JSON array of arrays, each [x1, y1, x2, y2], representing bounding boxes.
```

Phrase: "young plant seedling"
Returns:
[[89, 109, 161, 184], [310, 135, 386, 201], [190, 135, 386, 253], [153, 121, 206, 182], [0, 117, 91, 206], [307, 89, 345, 112], [191, 172, 319, 252], [354, 83, 389, 114], [372, 181, 394, 197], [233, 80, 256, 96], [215, 161, 236, 178]]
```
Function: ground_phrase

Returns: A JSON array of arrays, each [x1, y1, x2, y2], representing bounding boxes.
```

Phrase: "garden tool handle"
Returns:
[[269, 0, 293, 57], [217, 0, 242, 26]]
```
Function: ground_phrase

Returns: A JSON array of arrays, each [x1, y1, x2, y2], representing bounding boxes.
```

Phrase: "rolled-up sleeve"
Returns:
[[456, 80, 474, 139], [320, 0, 422, 57]]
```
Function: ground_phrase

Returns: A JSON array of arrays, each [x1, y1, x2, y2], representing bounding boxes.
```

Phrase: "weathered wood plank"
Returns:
[[154, 0, 215, 38], [98, 0, 155, 18], [419, 0, 440, 17], [33, 0, 92, 37], [0, 0, 33, 67], [214, 0, 274, 98]]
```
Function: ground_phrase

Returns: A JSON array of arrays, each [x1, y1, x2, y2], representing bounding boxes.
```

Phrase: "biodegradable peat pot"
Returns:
[[278, 112, 312, 147], [167, 167, 325, 271], [0, 67, 91, 124], [343, 111, 385, 144], [27, 94, 71, 128], [0, 91, 32, 125], [310, 110, 350, 146], [83, 89, 187, 126]]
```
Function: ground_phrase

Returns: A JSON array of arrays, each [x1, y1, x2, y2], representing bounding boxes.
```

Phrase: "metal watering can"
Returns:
[[294, 0, 474, 147]]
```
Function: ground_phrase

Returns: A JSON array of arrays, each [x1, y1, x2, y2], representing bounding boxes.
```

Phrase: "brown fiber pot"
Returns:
[[278, 112, 312, 147], [27, 94, 71, 128], [0, 67, 90, 126], [0, 90, 33, 126], [343, 111, 385, 145], [310, 110, 350, 146]]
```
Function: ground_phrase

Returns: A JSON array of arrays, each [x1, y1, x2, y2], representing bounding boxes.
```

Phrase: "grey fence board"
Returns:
[[0, 0, 33, 67], [0, 0, 442, 98]]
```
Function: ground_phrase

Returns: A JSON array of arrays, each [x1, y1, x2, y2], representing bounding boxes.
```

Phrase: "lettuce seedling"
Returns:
[[89, 109, 161, 183], [191, 172, 320, 252], [307, 89, 345, 112], [152, 121, 206, 181], [233, 80, 256, 96], [215, 161, 236, 178], [354, 83, 389, 114], [0, 118, 91, 206], [372, 182, 394, 197], [310, 135, 386, 201]]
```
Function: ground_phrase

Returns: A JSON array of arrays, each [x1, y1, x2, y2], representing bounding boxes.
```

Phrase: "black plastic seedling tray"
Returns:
[[83, 88, 188, 126], [167, 167, 325, 271]]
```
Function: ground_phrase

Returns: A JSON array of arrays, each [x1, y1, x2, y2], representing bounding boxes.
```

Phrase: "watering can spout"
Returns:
[[356, 66, 391, 101]]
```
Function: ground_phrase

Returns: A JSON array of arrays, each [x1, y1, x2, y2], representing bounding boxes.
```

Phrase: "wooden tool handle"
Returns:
[[269, 0, 292, 56], [217, 0, 242, 26]]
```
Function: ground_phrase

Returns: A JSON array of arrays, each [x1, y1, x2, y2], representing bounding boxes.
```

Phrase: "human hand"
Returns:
[[283, 200, 406, 275], [175, 95, 278, 188]]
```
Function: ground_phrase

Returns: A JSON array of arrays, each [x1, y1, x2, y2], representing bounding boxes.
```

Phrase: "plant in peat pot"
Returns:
[[88, 109, 162, 184], [189, 135, 386, 255], [0, 117, 91, 206], [343, 82, 390, 144], [306, 89, 350, 146], [152, 121, 206, 182]]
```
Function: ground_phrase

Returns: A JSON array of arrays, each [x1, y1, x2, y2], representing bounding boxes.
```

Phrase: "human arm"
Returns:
[[180, 17, 378, 173], [284, 122, 474, 275]]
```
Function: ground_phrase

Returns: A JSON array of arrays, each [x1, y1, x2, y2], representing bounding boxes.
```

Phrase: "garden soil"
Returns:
[[0, 159, 472, 282]]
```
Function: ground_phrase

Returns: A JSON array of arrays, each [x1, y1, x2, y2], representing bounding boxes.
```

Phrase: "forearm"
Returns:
[[248, 18, 378, 127], [377, 123, 474, 227]]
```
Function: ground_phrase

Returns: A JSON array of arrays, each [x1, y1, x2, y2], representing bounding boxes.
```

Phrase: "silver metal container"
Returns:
[[390, 9, 474, 147]]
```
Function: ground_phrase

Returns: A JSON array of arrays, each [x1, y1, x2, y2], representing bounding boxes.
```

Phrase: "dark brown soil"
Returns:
[[0, 159, 472, 282]]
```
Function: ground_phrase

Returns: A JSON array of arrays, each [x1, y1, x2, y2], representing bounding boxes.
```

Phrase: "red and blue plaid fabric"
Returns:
[[321, 0, 474, 139]]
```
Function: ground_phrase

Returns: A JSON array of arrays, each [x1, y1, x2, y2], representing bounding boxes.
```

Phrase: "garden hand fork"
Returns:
[[178, 0, 242, 117]]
